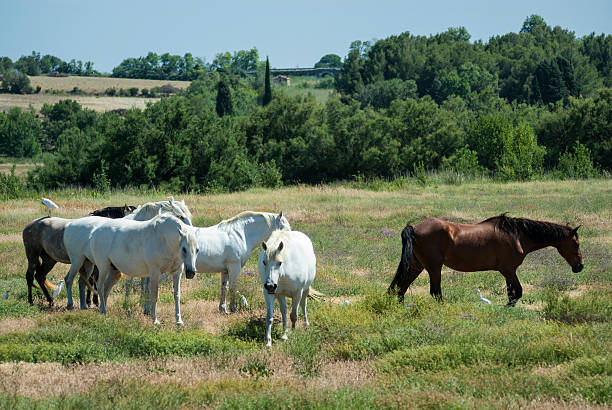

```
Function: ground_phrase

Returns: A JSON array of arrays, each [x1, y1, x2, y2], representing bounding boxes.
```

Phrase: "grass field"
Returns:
[[0, 75, 191, 113], [274, 75, 335, 103], [0, 179, 610, 408]]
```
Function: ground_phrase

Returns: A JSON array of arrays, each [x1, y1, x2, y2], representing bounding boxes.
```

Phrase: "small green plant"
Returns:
[[412, 161, 428, 186], [284, 329, 325, 377], [240, 353, 273, 379]]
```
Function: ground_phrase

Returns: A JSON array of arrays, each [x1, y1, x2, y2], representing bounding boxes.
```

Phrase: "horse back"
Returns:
[[23, 217, 70, 263]]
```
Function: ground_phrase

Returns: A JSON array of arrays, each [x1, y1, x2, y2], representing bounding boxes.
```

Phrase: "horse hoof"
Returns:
[[176, 320, 184, 326], [153, 319, 161, 325], [219, 305, 228, 315]]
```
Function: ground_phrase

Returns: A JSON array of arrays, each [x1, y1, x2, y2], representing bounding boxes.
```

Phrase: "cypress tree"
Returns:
[[216, 76, 233, 117], [263, 57, 272, 106]]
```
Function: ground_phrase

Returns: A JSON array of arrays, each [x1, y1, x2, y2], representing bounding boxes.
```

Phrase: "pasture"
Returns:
[[0, 179, 610, 408], [0, 76, 191, 113]]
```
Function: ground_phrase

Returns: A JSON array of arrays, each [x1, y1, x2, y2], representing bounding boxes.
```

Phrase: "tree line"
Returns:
[[1, 15, 610, 194]]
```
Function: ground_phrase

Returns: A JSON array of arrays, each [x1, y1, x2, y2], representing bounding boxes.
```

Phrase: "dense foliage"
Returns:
[[0, 51, 99, 77], [2, 16, 611, 192]]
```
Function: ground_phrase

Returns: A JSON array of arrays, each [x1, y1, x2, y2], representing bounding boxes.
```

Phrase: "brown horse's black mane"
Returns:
[[481, 214, 570, 243]]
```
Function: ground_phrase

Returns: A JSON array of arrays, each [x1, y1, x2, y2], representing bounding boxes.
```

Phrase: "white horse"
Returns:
[[258, 230, 316, 347], [193, 211, 291, 314], [63, 198, 192, 311], [123, 197, 193, 301], [88, 214, 198, 324]]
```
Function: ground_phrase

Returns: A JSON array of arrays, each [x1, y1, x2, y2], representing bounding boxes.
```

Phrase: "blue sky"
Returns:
[[2, 0, 610, 73]]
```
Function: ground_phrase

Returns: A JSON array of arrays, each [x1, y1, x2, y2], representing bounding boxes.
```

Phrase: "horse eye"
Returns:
[[182, 247, 186, 254], [278, 262, 282, 266], [196, 248, 199, 253], [263, 261, 267, 266]]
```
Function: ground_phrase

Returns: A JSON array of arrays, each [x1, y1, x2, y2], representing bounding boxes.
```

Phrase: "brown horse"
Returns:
[[388, 214, 584, 306]]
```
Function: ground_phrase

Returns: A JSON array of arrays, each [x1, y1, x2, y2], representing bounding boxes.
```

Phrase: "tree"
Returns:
[[263, 57, 272, 106], [315, 54, 342, 68], [216, 76, 233, 117], [0, 71, 34, 94]]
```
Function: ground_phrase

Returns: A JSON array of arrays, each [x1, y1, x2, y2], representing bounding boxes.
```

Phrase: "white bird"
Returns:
[[52, 280, 63, 298], [2, 290, 8, 300], [239, 294, 249, 308], [40, 198, 59, 216], [343, 300, 351, 306], [476, 289, 492, 305]]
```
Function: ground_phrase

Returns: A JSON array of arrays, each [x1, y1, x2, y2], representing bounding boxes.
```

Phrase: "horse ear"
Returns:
[[278, 241, 284, 252], [262, 242, 267, 251], [278, 211, 284, 219], [570, 225, 581, 237]]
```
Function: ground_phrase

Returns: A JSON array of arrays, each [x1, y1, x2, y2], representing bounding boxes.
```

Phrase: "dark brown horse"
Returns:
[[388, 214, 584, 306], [22, 205, 135, 306]]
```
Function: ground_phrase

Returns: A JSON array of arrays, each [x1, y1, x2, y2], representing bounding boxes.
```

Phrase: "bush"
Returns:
[[0, 71, 34, 94], [543, 290, 611, 324], [442, 146, 485, 176], [140, 88, 149, 97], [105, 87, 116, 96], [557, 141, 598, 178], [129, 87, 139, 97], [160, 84, 180, 94], [0, 167, 29, 199]]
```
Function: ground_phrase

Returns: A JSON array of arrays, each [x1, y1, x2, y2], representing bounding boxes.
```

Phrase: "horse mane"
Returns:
[[129, 200, 192, 223], [218, 211, 274, 229], [481, 214, 571, 243]]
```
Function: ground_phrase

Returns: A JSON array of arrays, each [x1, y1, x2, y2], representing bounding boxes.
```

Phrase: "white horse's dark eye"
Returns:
[[196, 248, 199, 253], [278, 262, 282, 266], [263, 261, 267, 266], [182, 248, 186, 254]]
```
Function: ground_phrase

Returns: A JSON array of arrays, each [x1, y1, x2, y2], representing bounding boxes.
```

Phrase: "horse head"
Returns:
[[178, 224, 199, 279], [275, 211, 291, 232], [261, 239, 285, 294], [556, 225, 584, 273]]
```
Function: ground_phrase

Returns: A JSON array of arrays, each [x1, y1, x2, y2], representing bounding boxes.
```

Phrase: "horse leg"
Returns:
[[219, 272, 229, 314], [148, 272, 161, 325], [290, 290, 302, 330], [65, 255, 87, 310], [502, 269, 522, 307], [278, 296, 288, 340], [264, 291, 275, 347], [36, 254, 56, 305], [91, 267, 99, 306], [141, 277, 151, 315], [172, 268, 184, 325], [25, 256, 38, 305], [78, 260, 95, 309], [299, 289, 310, 327], [227, 263, 242, 313], [96, 263, 112, 314], [426, 264, 443, 300]]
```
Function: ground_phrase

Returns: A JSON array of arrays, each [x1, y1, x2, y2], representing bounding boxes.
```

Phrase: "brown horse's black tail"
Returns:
[[387, 224, 416, 300]]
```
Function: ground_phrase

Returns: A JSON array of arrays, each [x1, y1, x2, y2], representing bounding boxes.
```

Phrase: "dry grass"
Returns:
[[0, 93, 158, 113], [28, 75, 190, 94]]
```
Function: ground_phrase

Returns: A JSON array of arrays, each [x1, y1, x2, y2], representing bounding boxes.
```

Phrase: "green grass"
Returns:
[[0, 178, 610, 407]]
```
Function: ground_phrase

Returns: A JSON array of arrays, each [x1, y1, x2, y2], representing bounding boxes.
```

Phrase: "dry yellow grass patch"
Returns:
[[0, 233, 21, 243], [0, 317, 37, 334], [0, 94, 157, 113], [0, 352, 376, 398], [28, 75, 190, 94]]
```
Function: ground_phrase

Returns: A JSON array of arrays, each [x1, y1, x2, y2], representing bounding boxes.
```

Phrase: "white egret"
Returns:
[[40, 198, 59, 216], [52, 280, 63, 298], [476, 289, 492, 305]]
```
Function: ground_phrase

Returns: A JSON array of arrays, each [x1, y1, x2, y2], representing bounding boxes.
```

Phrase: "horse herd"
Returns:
[[21, 197, 585, 345]]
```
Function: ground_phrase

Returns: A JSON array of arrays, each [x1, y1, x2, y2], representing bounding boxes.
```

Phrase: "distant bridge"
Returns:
[[247, 67, 341, 78]]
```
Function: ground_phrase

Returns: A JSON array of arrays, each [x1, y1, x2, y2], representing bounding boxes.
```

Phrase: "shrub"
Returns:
[[129, 87, 139, 97], [557, 141, 597, 178], [140, 88, 149, 97], [442, 146, 485, 175], [543, 290, 612, 324], [160, 84, 180, 94], [0, 167, 29, 199], [0, 71, 34, 94], [105, 87, 116, 96]]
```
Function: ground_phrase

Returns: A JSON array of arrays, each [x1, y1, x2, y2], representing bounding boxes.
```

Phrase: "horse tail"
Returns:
[[307, 286, 325, 301], [387, 224, 416, 297]]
